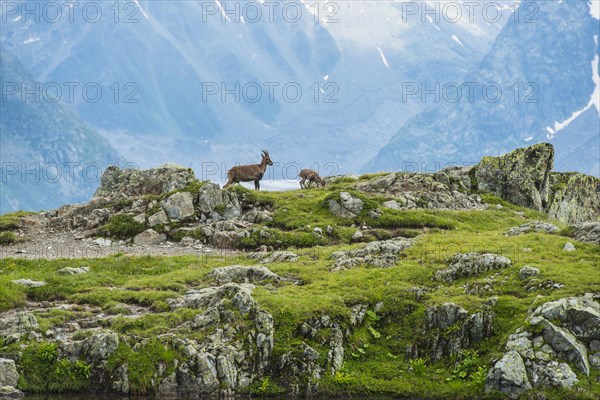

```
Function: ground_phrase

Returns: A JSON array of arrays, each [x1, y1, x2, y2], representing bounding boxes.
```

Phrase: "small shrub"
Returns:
[[108, 340, 178, 395], [0, 217, 20, 232], [246, 377, 286, 396], [409, 358, 426, 376], [0, 231, 17, 244], [19, 342, 91, 392], [98, 214, 145, 239]]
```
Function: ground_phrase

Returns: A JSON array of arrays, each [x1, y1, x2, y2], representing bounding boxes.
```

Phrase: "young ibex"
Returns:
[[299, 169, 326, 189], [223, 150, 273, 191]]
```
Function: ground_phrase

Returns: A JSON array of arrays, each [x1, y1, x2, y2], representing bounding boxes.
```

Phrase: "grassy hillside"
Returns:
[[0, 179, 599, 399]]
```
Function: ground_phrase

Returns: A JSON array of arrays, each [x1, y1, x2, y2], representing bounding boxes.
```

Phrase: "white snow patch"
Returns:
[[524, 136, 534, 142], [11, 16, 20, 22], [590, 0, 600, 20], [451, 35, 464, 46], [323, 74, 329, 81], [23, 37, 40, 45], [546, 44, 600, 139], [376, 46, 389, 68], [133, 0, 150, 20]]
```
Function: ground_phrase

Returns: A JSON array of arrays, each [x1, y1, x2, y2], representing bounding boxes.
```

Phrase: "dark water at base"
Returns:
[[25, 395, 409, 400]]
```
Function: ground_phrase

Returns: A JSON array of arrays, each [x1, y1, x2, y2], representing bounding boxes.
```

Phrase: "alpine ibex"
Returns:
[[299, 169, 326, 189], [223, 150, 273, 191]]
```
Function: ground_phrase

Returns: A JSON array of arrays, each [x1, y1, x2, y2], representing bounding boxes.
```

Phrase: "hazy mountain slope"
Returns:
[[364, 0, 600, 176], [0, 50, 121, 212], [1, 0, 508, 175]]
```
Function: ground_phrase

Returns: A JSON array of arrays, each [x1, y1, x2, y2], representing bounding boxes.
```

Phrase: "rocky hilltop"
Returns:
[[0, 144, 598, 399]]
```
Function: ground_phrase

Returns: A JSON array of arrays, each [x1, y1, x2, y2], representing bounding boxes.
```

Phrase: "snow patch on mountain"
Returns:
[[590, 0, 600, 20], [376, 46, 390, 67], [546, 40, 600, 138]]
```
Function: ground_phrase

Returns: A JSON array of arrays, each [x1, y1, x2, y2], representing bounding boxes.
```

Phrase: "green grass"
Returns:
[[1, 180, 599, 399]]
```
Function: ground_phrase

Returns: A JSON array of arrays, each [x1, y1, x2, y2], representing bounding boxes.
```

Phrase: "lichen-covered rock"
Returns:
[[207, 265, 286, 285], [409, 303, 494, 362], [163, 191, 195, 221], [475, 143, 553, 212], [519, 266, 540, 280], [488, 296, 600, 397], [10, 279, 46, 288], [94, 164, 196, 200], [163, 283, 274, 396], [0, 312, 39, 343], [563, 242, 576, 252], [529, 361, 578, 389], [328, 192, 363, 218], [133, 229, 166, 246], [250, 251, 299, 263], [547, 172, 600, 224], [571, 222, 600, 244], [0, 359, 18, 387], [84, 330, 120, 362], [197, 183, 242, 219], [435, 253, 511, 282], [57, 267, 90, 275], [505, 221, 559, 236], [0, 386, 24, 399], [330, 237, 413, 271], [485, 350, 532, 398], [537, 320, 590, 375], [356, 172, 481, 210], [148, 209, 169, 227], [426, 303, 468, 331]]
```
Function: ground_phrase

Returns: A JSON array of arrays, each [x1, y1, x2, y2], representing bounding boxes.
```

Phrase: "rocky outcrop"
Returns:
[[547, 173, 600, 224], [207, 265, 286, 285], [485, 350, 532, 398], [435, 253, 511, 282], [486, 295, 600, 397], [161, 282, 274, 396], [94, 164, 196, 200], [442, 144, 599, 223], [0, 386, 23, 399], [57, 266, 90, 275], [408, 302, 494, 362], [519, 266, 540, 280], [356, 172, 482, 210], [0, 312, 39, 343], [571, 222, 600, 244], [0, 359, 18, 388], [10, 279, 46, 288], [133, 229, 166, 246], [328, 192, 364, 219], [505, 221, 559, 236], [474, 143, 554, 212], [249, 251, 299, 263], [197, 182, 242, 220], [330, 237, 413, 271], [163, 192, 195, 221]]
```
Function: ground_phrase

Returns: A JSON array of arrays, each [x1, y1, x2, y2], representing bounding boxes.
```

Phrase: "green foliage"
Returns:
[[98, 214, 145, 239], [108, 340, 178, 395], [0, 231, 17, 244], [369, 209, 455, 230], [246, 377, 286, 396], [19, 342, 91, 392], [237, 228, 326, 249], [0, 216, 20, 232], [447, 350, 485, 383], [469, 166, 478, 190], [409, 358, 427, 376]]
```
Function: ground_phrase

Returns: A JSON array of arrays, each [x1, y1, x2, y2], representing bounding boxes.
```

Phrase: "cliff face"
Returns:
[[443, 143, 599, 224]]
